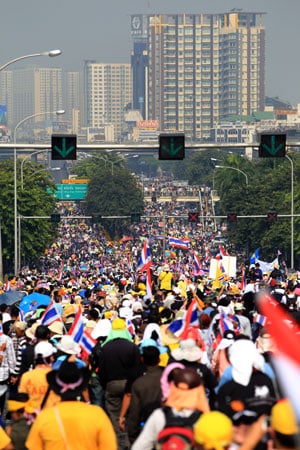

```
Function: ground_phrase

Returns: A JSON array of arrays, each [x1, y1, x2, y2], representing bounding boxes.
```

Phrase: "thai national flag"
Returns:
[[168, 299, 199, 339], [137, 239, 151, 271], [253, 312, 267, 327], [68, 307, 84, 343], [18, 309, 25, 322], [219, 311, 240, 336], [168, 237, 189, 250], [259, 292, 300, 420], [192, 251, 202, 272], [80, 330, 97, 355], [218, 245, 228, 257], [40, 301, 62, 326], [167, 317, 185, 337]]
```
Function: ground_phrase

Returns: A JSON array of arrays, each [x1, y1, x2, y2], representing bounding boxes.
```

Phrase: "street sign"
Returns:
[[159, 133, 185, 160], [259, 133, 286, 157], [51, 134, 77, 160], [53, 184, 88, 200]]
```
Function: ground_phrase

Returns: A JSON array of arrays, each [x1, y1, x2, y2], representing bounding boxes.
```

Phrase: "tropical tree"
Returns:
[[72, 155, 144, 239], [0, 159, 58, 275]]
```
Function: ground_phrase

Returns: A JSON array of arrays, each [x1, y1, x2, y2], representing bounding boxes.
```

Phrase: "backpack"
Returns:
[[155, 406, 201, 450]]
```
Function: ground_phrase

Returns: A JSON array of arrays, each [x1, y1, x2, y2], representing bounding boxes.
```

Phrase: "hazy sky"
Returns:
[[2, 0, 299, 104]]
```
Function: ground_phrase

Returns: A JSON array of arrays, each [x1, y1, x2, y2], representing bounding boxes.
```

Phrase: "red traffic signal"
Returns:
[[188, 212, 199, 223], [227, 213, 237, 223], [267, 211, 278, 222]]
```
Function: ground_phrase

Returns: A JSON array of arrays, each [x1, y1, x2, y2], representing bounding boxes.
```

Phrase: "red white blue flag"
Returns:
[[169, 237, 189, 250], [80, 329, 97, 355], [68, 307, 84, 343], [40, 301, 62, 326]]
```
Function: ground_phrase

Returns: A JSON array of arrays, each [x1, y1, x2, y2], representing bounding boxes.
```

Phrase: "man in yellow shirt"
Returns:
[[158, 264, 173, 292], [26, 361, 117, 450], [18, 341, 60, 409]]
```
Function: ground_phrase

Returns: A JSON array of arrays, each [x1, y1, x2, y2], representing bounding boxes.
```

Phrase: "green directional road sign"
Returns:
[[159, 133, 185, 160], [259, 133, 286, 158], [51, 134, 77, 160], [53, 184, 88, 200]]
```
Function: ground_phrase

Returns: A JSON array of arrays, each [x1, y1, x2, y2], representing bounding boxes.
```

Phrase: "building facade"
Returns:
[[131, 12, 265, 141], [84, 61, 132, 141]]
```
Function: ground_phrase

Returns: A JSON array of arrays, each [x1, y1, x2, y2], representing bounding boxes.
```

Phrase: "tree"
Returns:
[[72, 155, 144, 239], [0, 159, 58, 275]]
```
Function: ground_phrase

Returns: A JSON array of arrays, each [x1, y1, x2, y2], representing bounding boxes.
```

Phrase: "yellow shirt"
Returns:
[[19, 366, 60, 409], [159, 271, 173, 291], [26, 401, 117, 450], [0, 426, 11, 449]]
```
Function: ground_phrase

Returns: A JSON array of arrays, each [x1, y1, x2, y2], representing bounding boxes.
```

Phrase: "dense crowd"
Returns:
[[0, 179, 298, 449]]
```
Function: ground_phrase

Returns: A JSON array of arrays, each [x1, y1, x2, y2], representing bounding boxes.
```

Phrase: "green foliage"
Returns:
[[0, 159, 58, 275], [72, 155, 144, 239]]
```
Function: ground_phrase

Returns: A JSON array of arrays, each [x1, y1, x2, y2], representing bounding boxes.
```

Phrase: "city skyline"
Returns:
[[1, 0, 300, 105]]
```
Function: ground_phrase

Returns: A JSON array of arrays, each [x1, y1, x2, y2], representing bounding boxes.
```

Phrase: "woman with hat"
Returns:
[[25, 361, 117, 450]]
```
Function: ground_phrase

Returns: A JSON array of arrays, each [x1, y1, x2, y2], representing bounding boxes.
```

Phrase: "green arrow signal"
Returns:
[[54, 138, 75, 158], [162, 138, 183, 156], [262, 135, 284, 156]]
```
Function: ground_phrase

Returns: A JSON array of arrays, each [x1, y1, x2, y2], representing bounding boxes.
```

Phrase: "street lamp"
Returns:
[[13, 108, 64, 274], [0, 49, 62, 72], [215, 165, 249, 186], [21, 165, 61, 190], [0, 50, 62, 275], [285, 155, 294, 269]]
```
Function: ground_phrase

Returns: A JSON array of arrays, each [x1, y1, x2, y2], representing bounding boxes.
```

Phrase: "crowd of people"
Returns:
[[0, 179, 298, 449]]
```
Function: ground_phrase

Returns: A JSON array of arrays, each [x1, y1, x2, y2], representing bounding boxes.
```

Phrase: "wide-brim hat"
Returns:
[[56, 335, 81, 355], [171, 338, 203, 362], [48, 321, 64, 336], [47, 361, 90, 399]]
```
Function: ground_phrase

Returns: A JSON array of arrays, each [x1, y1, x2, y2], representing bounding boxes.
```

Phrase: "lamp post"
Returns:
[[214, 165, 249, 186], [13, 107, 64, 274], [285, 155, 294, 269], [21, 166, 61, 190]]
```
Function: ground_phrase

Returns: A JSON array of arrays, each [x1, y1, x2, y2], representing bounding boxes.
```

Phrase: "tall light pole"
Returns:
[[13, 108, 64, 274], [285, 154, 294, 269], [215, 165, 249, 186]]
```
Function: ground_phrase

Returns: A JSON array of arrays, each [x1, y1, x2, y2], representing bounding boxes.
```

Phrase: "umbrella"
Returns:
[[0, 291, 26, 306], [19, 292, 51, 314], [120, 236, 133, 243]]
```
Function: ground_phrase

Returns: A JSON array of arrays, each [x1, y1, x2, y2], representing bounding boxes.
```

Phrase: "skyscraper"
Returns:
[[4, 67, 63, 130], [66, 71, 82, 133], [84, 61, 132, 140], [131, 12, 265, 141]]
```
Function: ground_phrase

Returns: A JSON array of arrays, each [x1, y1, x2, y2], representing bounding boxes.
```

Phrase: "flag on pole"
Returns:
[[249, 248, 260, 265], [258, 292, 300, 420], [253, 312, 267, 327], [68, 307, 84, 344], [80, 330, 97, 355], [40, 301, 62, 326], [137, 239, 151, 271], [168, 237, 189, 250]]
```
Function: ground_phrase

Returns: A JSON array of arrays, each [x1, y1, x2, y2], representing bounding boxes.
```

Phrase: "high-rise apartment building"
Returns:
[[66, 71, 82, 132], [0, 67, 63, 130], [131, 12, 265, 141], [84, 61, 132, 140]]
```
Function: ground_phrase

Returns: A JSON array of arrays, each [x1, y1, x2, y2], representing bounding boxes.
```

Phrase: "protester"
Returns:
[[25, 361, 117, 450]]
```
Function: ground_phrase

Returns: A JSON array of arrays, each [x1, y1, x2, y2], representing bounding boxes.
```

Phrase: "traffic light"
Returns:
[[92, 214, 102, 224], [159, 134, 185, 160], [51, 134, 77, 160], [267, 211, 278, 222], [259, 133, 286, 158], [131, 212, 141, 223], [188, 212, 199, 223], [227, 213, 237, 224], [50, 213, 61, 223]]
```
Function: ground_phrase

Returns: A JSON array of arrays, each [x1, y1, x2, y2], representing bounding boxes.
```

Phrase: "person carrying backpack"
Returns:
[[131, 366, 209, 450]]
